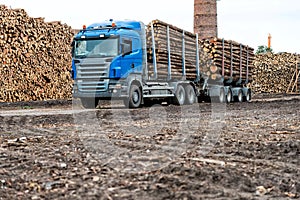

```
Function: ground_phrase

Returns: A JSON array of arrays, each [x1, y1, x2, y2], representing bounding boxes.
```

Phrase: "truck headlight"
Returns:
[[115, 84, 122, 89]]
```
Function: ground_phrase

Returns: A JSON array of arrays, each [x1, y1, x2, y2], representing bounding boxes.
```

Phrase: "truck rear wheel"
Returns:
[[244, 90, 251, 102], [125, 84, 142, 108], [234, 89, 243, 102], [173, 85, 185, 105], [226, 88, 232, 103], [80, 98, 98, 109], [185, 85, 196, 105], [210, 87, 225, 103], [219, 88, 226, 103]]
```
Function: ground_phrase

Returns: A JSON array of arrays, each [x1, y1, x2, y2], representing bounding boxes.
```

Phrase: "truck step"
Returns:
[[143, 86, 174, 91], [143, 94, 174, 98]]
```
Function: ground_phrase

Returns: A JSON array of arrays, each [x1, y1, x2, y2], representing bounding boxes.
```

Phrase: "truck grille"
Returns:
[[75, 58, 110, 93]]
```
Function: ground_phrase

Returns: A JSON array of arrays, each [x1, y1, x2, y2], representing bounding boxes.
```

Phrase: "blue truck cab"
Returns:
[[72, 20, 146, 108]]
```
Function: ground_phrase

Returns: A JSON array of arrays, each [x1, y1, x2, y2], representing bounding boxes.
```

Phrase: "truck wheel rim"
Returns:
[[133, 91, 139, 103]]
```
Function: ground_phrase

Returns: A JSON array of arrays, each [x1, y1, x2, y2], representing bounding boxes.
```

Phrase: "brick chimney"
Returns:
[[194, 0, 218, 39]]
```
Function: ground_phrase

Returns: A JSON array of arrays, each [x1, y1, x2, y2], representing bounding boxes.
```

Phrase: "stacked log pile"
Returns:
[[146, 20, 201, 80], [0, 5, 73, 102], [146, 20, 255, 84], [200, 38, 255, 82], [249, 52, 299, 94]]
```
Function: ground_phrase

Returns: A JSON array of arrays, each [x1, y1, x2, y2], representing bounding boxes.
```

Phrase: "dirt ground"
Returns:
[[0, 94, 299, 199]]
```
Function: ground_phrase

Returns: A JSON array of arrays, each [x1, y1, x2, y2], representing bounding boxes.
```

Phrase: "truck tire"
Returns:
[[185, 84, 196, 105], [234, 89, 243, 102], [81, 98, 98, 109], [126, 84, 142, 108], [244, 89, 251, 102], [226, 88, 232, 103], [219, 88, 226, 103], [173, 85, 185, 105], [210, 87, 225, 103]]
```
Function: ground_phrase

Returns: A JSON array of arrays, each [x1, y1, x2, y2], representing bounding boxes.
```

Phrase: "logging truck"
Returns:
[[71, 19, 252, 108]]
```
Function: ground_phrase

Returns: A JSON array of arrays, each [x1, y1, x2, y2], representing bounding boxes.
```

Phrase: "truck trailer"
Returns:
[[71, 19, 252, 108]]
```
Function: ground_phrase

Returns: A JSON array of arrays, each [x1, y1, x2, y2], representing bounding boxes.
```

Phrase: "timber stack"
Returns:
[[146, 20, 255, 84], [0, 5, 73, 102], [200, 37, 255, 82], [146, 19, 204, 80], [249, 52, 299, 94]]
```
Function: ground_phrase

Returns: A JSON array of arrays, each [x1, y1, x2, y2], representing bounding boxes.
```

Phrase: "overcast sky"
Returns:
[[1, 0, 299, 53]]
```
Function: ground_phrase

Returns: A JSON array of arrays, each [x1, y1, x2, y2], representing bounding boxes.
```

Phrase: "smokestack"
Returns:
[[268, 33, 272, 49], [194, 0, 218, 40]]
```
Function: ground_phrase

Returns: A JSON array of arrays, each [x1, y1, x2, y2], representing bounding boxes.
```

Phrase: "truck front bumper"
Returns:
[[72, 84, 128, 99]]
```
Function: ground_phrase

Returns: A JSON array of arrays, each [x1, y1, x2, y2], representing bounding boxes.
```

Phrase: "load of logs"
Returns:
[[146, 20, 200, 80], [146, 19, 255, 84], [249, 52, 299, 94], [0, 5, 73, 102], [145, 20, 299, 94], [200, 38, 255, 83]]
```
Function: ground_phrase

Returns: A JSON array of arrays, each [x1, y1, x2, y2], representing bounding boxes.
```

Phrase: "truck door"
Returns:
[[120, 37, 142, 78]]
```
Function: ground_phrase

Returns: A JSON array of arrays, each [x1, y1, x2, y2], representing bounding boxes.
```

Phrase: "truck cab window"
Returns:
[[122, 38, 132, 55]]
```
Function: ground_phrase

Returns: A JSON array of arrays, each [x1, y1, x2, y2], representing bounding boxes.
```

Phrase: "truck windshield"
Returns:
[[74, 37, 119, 58]]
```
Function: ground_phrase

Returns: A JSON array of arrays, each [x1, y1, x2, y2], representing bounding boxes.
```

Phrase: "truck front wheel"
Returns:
[[125, 84, 142, 108]]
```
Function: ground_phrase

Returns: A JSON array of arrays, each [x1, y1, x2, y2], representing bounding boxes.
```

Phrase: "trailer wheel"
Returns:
[[219, 88, 226, 103], [185, 85, 196, 105], [126, 84, 142, 108], [80, 98, 98, 109], [226, 88, 232, 103], [173, 85, 185, 105], [211, 87, 225, 103], [244, 90, 251, 102], [234, 89, 243, 102]]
